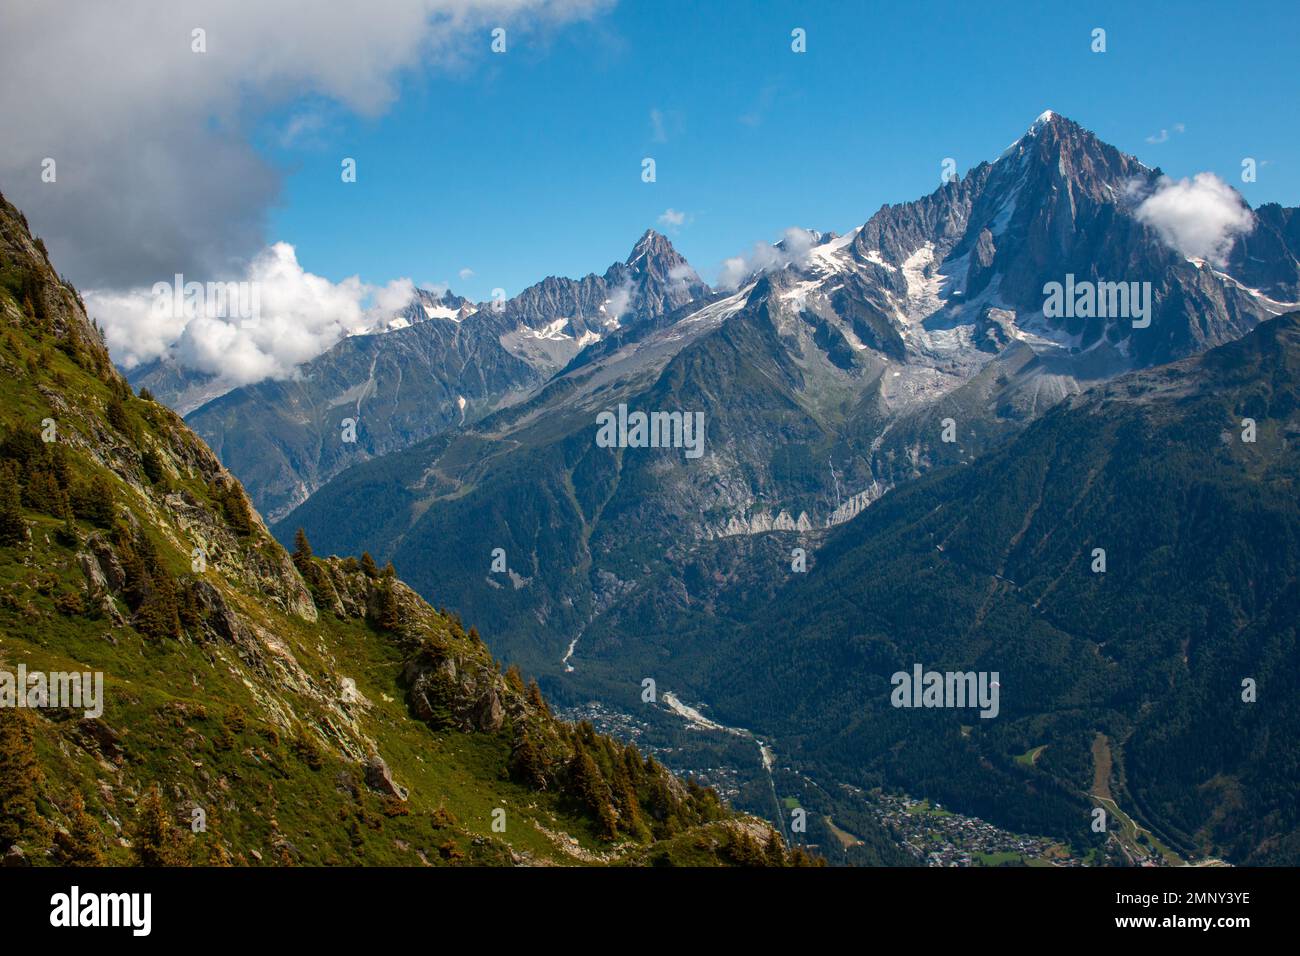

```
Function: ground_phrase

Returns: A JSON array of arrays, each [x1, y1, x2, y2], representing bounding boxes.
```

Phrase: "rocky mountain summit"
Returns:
[[283, 112, 1300, 681]]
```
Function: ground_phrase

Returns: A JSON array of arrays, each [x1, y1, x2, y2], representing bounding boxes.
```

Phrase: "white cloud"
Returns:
[[1145, 122, 1186, 145], [603, 280, 634, 323], [278, 110, 331, 149], [657, 208, 688, 229], [1133, 173, 1254, 265], [458, 267, 476, 281], [0, 0, 610, 289], [667, 262, 698, 293], [86, 243, 415, 386], [716, 227, 817, 290]]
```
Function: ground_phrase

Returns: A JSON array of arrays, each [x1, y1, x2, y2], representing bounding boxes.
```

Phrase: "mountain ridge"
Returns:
[[132, 229, 710, 523]]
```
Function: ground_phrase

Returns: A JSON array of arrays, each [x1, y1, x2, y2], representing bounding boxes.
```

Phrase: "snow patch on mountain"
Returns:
[[422, 303, 462, 321], [863, 249, 897, 271], [901, 243, 941, 321], [525, 318, 574, 341], [807, 228, 861, 271]]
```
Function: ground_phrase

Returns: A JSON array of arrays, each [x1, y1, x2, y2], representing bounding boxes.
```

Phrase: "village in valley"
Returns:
[[557, 699, 1100, 867]]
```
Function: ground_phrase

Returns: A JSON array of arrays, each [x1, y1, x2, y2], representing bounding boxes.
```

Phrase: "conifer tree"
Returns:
[[292, 527, 313, 571], [568, 742, 618, 839], [56, 512, 78, 548], [611, 760, 649, 841], [509, 732, 549, 790], [130, 784, 189, 866], [505, 664, 525, 695], [106, 390, 132, 437], [0, 463, 25, 545], [789, 846, 817, 867], [622, 742, 645, 786], [360, 551, 379, 579], [216, 483, 254, 536], [196, 809, 235, 866], [0, 708, 44, 850], [63, 792, 107, 866], [141, 446, 165, 485], [764, 830, 786, 867], [21, 465, 62, 514], [644, 772, 678, 836], [372, 567, 400, 631], [76, 472, 115, 527], [526, 679, 548, 715], [728, 829, 766, 866], [135, 585, 181, 640]]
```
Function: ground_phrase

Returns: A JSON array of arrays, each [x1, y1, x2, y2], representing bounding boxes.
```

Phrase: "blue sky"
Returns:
[[256, 0, 1300, 301]]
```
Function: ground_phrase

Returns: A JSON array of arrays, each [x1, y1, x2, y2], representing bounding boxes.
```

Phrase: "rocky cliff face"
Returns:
[[0, 190, 802, 867], [1226, 202, 1300, 302], [494, 229, 708, 340]]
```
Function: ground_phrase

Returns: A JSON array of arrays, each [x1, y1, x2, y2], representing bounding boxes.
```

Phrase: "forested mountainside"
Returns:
[[603, 312, 1300, 864], [0, 190, 809, 868]]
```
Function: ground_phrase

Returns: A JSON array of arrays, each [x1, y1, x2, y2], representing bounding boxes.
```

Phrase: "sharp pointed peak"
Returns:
[[626, 227, 683, 267], [1030, 109, 1058, 129], [1022, 109, 1085, 139], [629, 227, 671, 253], [996, 110, 1094, 162]]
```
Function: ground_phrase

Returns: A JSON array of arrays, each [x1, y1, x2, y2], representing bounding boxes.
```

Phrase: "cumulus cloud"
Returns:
[[1133, 173, 1254, 265], [458, 267, 476, 281], [0, 0, 609, 290], [86, 243, 415, 386], [657, 208, 688, 230], [716, 227, 817, 290], [603, 280, 634, 324]]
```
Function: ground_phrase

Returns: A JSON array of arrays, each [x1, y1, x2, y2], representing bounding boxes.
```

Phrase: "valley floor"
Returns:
[[557, 696, 1121, 867]]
